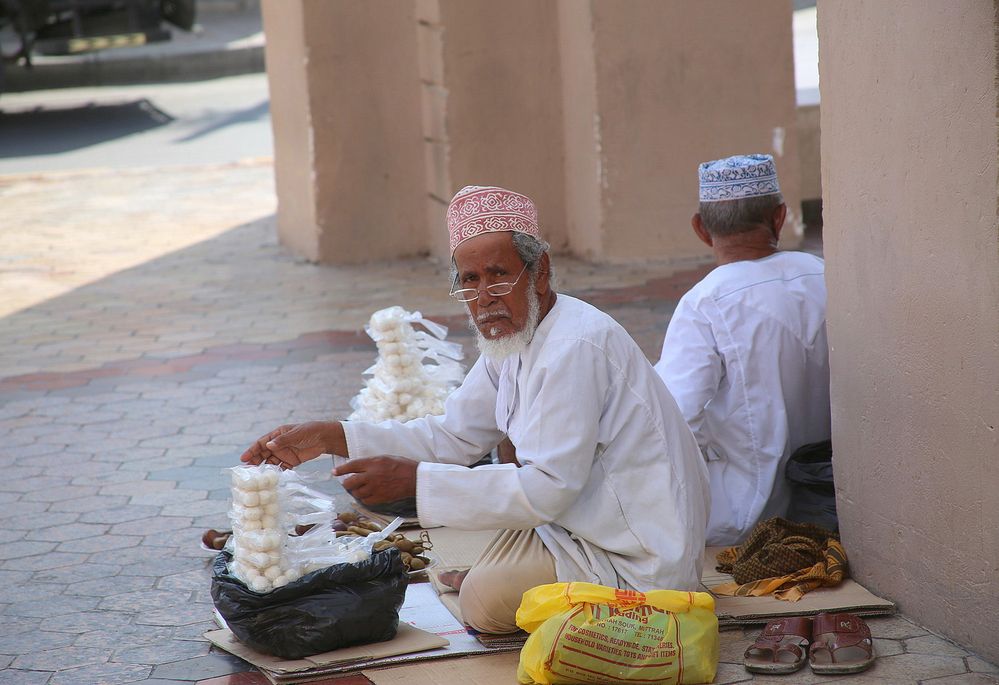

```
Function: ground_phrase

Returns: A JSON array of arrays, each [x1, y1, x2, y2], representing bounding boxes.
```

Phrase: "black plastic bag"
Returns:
[[211, 547, 408, 659], [785, 439, 838, 532]]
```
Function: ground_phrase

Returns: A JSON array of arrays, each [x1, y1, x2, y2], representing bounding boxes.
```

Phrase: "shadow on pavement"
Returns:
[[0, 98, 173, 156]]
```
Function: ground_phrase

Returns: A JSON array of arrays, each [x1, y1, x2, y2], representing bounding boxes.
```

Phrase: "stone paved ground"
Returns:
[[1, 162, 997, 684]]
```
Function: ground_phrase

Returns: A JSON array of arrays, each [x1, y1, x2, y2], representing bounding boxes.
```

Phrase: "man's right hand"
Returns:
[[240, 421, 335, 469]]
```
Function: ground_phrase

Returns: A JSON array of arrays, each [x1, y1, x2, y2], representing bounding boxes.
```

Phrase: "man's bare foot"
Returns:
[[438, 569, 468, 592]]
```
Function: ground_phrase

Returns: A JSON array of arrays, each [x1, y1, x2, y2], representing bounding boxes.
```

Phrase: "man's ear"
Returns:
[[771, 203, 788, 241], [691, 213, 713, 247], [535, 252, 552, 295]]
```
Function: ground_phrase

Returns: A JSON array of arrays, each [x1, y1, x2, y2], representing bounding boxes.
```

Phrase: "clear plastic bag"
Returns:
[[349, 306, 464, 422]]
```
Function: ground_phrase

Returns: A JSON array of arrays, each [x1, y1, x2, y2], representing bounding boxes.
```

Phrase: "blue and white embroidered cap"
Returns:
[[698, 154, 781, 202]]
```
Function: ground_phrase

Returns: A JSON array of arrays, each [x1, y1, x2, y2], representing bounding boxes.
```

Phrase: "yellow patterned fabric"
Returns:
[[712, 518, 848, 602]]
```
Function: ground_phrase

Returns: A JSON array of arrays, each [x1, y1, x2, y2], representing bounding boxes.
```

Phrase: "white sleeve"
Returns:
[[342, 356, 505, 466], [654, 297, 722, 452], [417, 338, 608, 530]]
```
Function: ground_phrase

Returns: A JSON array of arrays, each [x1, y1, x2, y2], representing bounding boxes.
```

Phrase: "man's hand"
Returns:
[[240, 422, 333, 469], [334, 456, 418, 505]]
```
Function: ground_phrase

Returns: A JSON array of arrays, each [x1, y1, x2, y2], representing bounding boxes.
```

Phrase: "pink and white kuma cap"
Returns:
[[447, 185, 542, 255]]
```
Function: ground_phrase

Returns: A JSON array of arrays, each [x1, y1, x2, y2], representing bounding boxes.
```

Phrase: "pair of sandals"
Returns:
[[744, 612, 875, 675]]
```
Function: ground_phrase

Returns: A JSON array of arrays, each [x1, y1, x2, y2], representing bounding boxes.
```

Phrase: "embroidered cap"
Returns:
[[447, 185, 542, 255], [698, 154, 781, 203]]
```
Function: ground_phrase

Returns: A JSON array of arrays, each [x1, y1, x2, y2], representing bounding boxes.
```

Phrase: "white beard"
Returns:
[[469, 281, 541, 361]]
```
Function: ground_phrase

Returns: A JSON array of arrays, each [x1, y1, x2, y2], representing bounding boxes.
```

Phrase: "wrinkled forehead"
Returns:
[[452, 231, 521, 272]]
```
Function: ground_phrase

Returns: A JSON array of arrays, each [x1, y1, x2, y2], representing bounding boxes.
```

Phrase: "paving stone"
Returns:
[[866, 614, 932, 640], [110, 516, 192, 537], [57, 534, 143, 555], [3, 552, 88, 572], [0, 541, 57, 560], [22, 485, 100, 503], [870, 652, 968, 681], [150, 652, 252, 680], [158, 499, 229, 518], [1, 513, 79, 532], [70, 470, 150, 487], [713, 661, 755, 684], [134, 602, 213, 627], [156, 570, 213, 594], [64, 576, 157, 598], [926, 675, 999, 684], [874, 637, 906, 657], [99, 589, 194, 613], [0, 616, 41, 637], [0, 654, 12, 669], [140, 433, 212, 450], [13, 645, 112, 671], [47, 662, 151, 685], [113, 638, 211, 665], [0, 528, 27, 544], [129, 490, 208, 507], [0, 476, 71, 494], [99, 480, 176, 498], [171, 621, 219, 642], [147, 465, 227, 484], [0, 629, 76, 654], [969, 656, 999, 674], [907, 634, 971, 657], [0, 501, 51, 516], [0, 669, 53, 684], [78, 505, 164, 525], [48, 495, 131, 514], [33, 562, 121, 585], [26, 522, 108, 543], [0, 580, 64, 604], [5, 595, 100, 619], [118, 555, 204, 579], [74, 624, 175, 649]]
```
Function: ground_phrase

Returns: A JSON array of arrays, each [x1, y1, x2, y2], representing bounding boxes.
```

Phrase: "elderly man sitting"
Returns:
[[655, 155, 831, 547], [242, 185, 709, 635]]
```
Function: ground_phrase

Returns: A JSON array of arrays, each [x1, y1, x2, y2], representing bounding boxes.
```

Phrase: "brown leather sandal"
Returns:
[[744, 616, 812, 674], [809, 612, 876, 674]]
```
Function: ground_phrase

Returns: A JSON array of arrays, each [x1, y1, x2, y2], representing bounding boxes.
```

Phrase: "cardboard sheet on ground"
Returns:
[[424, 529, 894, 630], [701, 546, 895, 628], [206, 582, 517, 684], [366, 651, 522, 685]]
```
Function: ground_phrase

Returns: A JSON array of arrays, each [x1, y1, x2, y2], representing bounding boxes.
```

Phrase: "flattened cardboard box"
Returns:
[[701, 547, 895, 627]]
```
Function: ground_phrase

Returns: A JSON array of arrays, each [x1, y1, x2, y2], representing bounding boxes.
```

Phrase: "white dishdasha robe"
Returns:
[[655, 251, 831, 547], [343, 295, 709, 591]]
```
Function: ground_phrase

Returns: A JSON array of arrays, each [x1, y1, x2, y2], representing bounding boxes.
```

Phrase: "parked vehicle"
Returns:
[[0, 0, 196, 93]]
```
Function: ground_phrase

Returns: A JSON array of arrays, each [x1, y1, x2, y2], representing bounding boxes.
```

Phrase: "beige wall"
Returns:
[[797, 105, 821, 201], [263, 0, 428, 263], [562, 0, 801, 262], [431, 0, 568, 259], [820, 1, 999, 662], [263, 0, 799, 264], [261, 0, 317, 259]]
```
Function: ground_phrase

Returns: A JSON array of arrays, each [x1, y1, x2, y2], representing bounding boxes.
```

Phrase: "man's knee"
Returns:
[[458, 563, 522, 634]]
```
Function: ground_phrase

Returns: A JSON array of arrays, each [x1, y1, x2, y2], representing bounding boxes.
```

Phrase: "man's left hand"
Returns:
[[334, 456, 418, 505]]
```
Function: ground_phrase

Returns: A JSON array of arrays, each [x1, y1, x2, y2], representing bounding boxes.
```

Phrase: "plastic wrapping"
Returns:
[[348, 306, 464, 423], [211, 547, 408, 659]]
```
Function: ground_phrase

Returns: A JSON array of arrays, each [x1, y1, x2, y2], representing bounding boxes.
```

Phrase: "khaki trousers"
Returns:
[[458, 528, 557, 634]]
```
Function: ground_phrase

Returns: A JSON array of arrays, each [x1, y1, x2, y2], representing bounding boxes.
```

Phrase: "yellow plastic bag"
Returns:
[[515, 582, 718, 685]]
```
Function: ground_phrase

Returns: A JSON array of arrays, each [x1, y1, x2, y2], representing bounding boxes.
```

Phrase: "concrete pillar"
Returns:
[[820, 1, 999, 662], [558, 0, 801, 263], [262, 0, 428, 263], [420, 0, 568, 260]]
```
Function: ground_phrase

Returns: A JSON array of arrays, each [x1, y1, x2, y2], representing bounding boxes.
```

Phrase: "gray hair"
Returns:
[[449, 232, 558, 290], [698, 193, 784, 237]]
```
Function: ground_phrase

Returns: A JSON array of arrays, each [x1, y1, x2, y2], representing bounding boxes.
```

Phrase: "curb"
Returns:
[[2, 44, 265, 92]]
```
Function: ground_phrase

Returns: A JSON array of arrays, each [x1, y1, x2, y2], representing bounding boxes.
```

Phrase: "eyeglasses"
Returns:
[[449, 264, 529, 302]]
